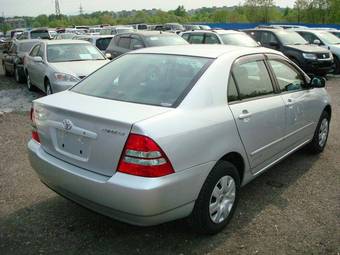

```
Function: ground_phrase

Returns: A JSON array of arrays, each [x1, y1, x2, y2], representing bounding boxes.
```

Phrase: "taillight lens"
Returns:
[[118, 134, 174, 177], [30, 107, 40, 143]]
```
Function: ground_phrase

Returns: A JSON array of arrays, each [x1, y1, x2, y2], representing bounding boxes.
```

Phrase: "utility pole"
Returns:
[[55, 0, 61, 16], [79, 3, 84, 15]]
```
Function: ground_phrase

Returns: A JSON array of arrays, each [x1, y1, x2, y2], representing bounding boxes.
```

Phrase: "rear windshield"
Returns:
[[31, 30, 50, 39], [145, 35, 188, 46], [72, 54, 212, 107], [220, 33, 259, 47]]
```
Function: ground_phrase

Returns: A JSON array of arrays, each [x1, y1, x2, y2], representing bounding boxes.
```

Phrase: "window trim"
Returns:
[[228, 53, 278, 104], [264, 54, 310, 95]]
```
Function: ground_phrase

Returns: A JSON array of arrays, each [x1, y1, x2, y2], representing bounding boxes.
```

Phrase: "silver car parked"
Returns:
[[28, 45, 331, 234], [24, 40, 109, 94]]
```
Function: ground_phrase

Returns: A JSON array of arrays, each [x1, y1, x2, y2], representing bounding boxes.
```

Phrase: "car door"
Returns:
[[228, 55, 286, 170], [26, 44, 41, 85], [34, 43, 47, 89], [266, 55, 316, 148]]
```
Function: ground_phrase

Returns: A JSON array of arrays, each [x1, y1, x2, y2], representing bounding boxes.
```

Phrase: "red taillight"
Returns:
[[118, 134, 174, 177], [30, 107, 40, 143]]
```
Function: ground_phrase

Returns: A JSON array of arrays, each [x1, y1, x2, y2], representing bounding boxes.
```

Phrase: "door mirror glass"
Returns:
[[310, 76, 326, 88], [313, 39, 321, 45], [33, 56, 43, 62]]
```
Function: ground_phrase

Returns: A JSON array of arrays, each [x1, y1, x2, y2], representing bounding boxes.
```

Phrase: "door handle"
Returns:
[[238, 110, 252, 120], [286, 98, 295, 107]]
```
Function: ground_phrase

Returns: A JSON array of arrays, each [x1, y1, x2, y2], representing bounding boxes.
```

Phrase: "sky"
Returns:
[[0, 0, 296, 17]]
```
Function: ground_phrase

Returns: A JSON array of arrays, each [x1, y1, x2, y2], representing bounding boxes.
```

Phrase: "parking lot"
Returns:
[[0, 60, 339, 254]]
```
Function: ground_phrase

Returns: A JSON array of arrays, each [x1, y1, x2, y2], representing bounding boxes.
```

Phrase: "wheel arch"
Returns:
[[324, 104, 332, 120], [218, 152, 245, 185]]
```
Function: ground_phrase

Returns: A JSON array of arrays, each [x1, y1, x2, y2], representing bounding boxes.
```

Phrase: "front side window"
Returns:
[[233, 60, 274, 99], [261, 32, 278, 45], [118, 37, 131, 49], [269, 60, 305, 92], [72, 54, 212, 107], [30, 45, 40, 56], [47, 43, 104, 62], [19, 41, 38, 52], [130, 37, 144, 50], [182, 33, 190, 41], [96, 38, 113, 51], [31, 30, 50, 39]]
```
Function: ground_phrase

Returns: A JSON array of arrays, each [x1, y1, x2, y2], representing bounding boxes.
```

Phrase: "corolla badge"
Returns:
[[62, 119, 73, 131]]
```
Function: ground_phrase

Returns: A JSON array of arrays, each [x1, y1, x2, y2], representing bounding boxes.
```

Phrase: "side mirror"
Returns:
[[313, 39, 321, 45], [105, 53, 112, 59], [33, 56, 43, 62], [310, 76, 326, 88], [132, 44, 144, 50]]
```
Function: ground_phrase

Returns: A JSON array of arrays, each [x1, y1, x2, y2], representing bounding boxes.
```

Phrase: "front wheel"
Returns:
[[307, 110, 330, 153], [14, 66, 25, 83], [26, 72, 35, 91], [45, 80, 53, 95], [189, 161, 240, 234]]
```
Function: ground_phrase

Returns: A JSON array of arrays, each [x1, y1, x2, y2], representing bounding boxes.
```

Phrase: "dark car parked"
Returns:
[[244, 29, 334, 76], [2, 39, 40, 83], [105, 31, 188, 59]]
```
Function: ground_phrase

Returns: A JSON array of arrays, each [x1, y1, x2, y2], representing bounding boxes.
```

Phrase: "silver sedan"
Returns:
[[24, 40, 109, 94], [28, 45, 331, 234]]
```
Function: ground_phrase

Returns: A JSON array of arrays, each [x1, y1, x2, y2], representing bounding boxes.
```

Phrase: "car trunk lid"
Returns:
[[33, 91, 171, 176]]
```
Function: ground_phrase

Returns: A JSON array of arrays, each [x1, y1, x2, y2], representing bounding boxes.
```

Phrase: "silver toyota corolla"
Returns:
[[28, 45, 331, 234], [24, 40, 109, 94]]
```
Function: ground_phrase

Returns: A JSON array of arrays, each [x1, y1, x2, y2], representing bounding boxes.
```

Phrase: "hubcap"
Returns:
[[318, 118, 329, 147], [46, 85, 52, 95], [209, 175, 236, 224], [27, 75, 31, 89]]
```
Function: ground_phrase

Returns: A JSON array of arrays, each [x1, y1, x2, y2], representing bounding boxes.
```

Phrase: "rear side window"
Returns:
[[189, 34, 204, 44], [118, 37, 130, 49], [205, 34, 220, 44], [227, 75, 239, 102], [233, 60, 274, 99], [269, 60, 305, 92], [72, 54, 212, 107]]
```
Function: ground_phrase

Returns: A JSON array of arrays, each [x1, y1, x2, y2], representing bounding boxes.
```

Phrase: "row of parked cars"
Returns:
[[1, 22, 334, 234], [2, 25, 340, 96]]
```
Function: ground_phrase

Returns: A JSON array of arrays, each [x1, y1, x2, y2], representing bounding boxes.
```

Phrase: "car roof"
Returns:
[[125, 31, 176, 37], [43, 39, 91, 45], [131, 44, 282, 58], [183, 30, 242, 35], [16, 39, 41, 43]]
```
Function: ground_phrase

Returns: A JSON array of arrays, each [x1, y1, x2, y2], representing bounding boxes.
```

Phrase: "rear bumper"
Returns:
[[28, 140, 213, 226]]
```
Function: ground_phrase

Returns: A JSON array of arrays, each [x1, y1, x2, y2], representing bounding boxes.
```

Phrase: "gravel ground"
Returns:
[[0, 62, 339, 255]]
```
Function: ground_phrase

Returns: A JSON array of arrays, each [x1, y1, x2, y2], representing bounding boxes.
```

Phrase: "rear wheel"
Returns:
[[189, 161, 240, 234], [307, 110, 330, 153]]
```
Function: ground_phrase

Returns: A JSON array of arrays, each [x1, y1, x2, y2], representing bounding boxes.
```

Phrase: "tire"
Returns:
[[45, 79, 53, 95], [189, 161, 240, 235], [26, 72, 35, 91], [3, 63, 10, 77], [307, 110, 330, 153], [333, 55, 340, 74], [14, 66, 25, 83]]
